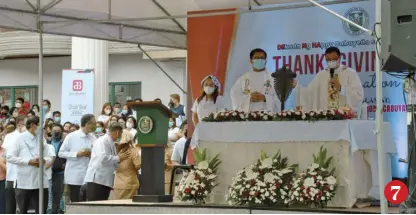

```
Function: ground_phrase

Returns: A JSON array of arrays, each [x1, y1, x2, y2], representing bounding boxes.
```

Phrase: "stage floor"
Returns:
[[66, 199, 399, 214]]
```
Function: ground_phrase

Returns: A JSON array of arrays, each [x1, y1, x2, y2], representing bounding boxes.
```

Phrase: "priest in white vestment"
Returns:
[[303, 47, 364, 112], [231, 48, 297, 112]]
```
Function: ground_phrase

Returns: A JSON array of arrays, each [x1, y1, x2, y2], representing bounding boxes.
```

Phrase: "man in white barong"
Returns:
[[300, 47, 363, 112], [231, 48, 297, 112]]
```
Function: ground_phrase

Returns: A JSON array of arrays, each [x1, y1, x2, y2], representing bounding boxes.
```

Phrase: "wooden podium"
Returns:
[[128, 101, 173, 202]]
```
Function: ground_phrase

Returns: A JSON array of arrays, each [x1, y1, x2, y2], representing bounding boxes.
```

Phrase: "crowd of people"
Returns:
[[0, 79, 225, 214]]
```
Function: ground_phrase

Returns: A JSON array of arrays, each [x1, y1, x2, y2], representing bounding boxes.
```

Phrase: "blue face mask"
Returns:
[[95, 127, 103, 133], [42, 106, 48, 111], [121, 110, 128, 114], [169, 122, 174, 128], [252, 59, 266, 70], [55, 117, 61, 123]]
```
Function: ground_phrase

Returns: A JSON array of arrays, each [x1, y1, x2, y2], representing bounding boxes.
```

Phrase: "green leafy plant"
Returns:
[[312, 146, 335, 175]]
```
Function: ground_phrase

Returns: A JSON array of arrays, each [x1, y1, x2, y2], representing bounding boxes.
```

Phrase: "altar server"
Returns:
[[231, 48, 296, 112], [303, 47, 363, 112], [58, 114, 97, 203], [192, 75, 224, 125]]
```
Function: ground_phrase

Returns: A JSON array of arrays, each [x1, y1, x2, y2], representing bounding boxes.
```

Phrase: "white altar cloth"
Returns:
[[192, 120, 397, 208]]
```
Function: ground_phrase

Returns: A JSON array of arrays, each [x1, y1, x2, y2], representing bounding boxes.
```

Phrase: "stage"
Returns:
[[66, 200, 399, 214]]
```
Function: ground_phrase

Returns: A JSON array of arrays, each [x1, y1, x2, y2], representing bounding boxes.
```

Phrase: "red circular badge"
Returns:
[[384, 180, 408, 204]]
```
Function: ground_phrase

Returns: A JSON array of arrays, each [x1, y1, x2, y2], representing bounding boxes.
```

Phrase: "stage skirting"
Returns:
[[192, 120, 397, 208], [66, 200, 399, 214]]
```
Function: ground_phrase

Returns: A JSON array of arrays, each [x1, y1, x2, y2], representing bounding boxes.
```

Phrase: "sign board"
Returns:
[[61, 69, 94, 125]]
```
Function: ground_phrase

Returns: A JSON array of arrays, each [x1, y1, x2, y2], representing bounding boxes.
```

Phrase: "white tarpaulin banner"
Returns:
[[61, 69, 94, 125], [223, 0, 406, 178]]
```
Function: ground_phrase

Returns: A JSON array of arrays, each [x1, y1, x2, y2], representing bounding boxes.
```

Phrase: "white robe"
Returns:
[[304, 65, 364, 112], [231, 70, 299, 112]]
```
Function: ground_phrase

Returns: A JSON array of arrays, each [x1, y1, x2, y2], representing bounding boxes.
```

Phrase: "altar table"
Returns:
[[191, 120, 397, 208]]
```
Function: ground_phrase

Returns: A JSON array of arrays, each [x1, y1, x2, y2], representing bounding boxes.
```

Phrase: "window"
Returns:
[[109, 82, 141, 105], [0, 86, 38, 107]]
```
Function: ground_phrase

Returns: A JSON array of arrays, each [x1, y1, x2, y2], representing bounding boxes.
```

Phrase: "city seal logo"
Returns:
[[343, 7, 369, 36], [138, 116, 153, 134]]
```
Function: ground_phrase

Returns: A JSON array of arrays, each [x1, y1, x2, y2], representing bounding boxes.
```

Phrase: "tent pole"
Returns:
[[375, 0, 387, 213], [37, 0, 45, 213]]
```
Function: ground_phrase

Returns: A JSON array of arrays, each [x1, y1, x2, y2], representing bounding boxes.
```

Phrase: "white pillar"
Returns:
[[71, 37, 109, 116]]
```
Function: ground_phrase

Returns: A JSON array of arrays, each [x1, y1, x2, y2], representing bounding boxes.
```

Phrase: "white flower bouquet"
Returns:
[[227, 150, 298, 206], [176, 148, 221, 204], [202, 108, 352, 122], [288, 146, 337, 208]]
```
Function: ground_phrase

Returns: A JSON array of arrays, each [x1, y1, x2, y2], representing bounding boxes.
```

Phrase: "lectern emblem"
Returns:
[[138, 116, 153, 134]]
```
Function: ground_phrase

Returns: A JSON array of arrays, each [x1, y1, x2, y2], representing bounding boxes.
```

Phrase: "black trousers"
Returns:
[[5, 181, 16, 214], [86, 183, 111, 202], [15, 188, 48, 214], [0, 180, 5, 214], [51, 173, 64, 214], [67, 185, 81, 203]]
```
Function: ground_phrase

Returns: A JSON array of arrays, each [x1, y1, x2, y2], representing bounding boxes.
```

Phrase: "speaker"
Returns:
[[381, 0, 416, 71]]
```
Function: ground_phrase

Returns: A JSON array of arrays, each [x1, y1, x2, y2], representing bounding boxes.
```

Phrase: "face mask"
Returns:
[[121, 110, 128, 114], [204, 86, 215, 95], [33, 109, 39, 113], [52, 131, 62, 140], [55, 117, 61, 123], [116, 137, 121, 142], [105, 109, 112, 115], [252, 59, 266, 70], [15, 103, 22, 108], [42, 106, 48, 111], [169, 121, 174, 128], [95, 127, 103, 133], [12, 112, 18, 117], [114, 108, 121, 114], [327, 60, 339, 69], [126, 122, 133, 129]]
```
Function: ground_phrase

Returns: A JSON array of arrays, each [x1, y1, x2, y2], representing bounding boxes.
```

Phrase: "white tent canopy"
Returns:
[[0, 0, 356, 49]]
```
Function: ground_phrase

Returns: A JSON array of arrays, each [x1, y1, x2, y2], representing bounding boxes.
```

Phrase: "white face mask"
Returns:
[[204, 86, 215, 95], [126, 122, 133, 129], [105, 109, 112, 115], [327, 60, 339, 69], [15, 103, 22, 108], [114, 108, 121, 113]]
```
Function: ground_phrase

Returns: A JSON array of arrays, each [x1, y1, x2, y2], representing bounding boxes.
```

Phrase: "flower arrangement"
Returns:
[[175, 148, 221, 204], [203, 109, 353, 122], [288, 146, 337, 208], [227, 150, 298, 206]]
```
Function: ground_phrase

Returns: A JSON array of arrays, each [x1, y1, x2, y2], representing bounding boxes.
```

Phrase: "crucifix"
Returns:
[[271, 67, 297, 111]]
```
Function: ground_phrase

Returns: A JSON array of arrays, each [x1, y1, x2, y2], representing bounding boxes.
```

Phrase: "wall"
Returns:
[[0, 54, 186, 111]]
